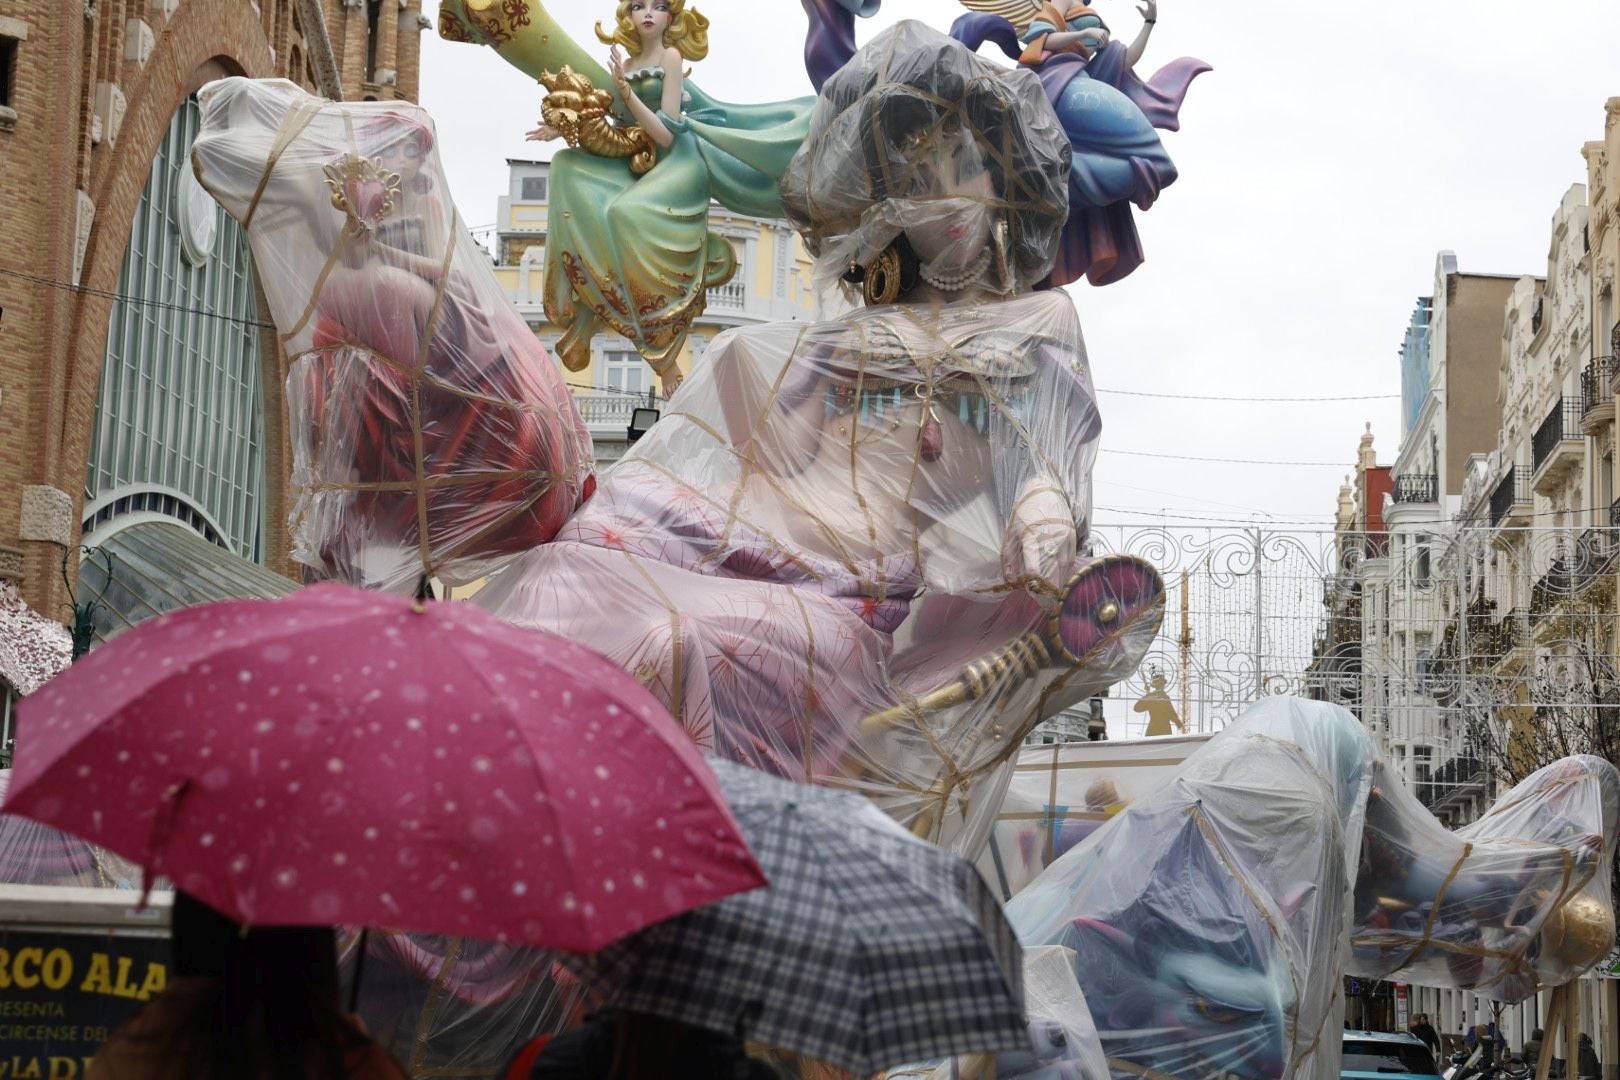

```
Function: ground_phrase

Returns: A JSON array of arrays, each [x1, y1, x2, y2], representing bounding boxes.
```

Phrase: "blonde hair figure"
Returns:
[[444, 0, 816, 394], [595, 0, 711, 60]]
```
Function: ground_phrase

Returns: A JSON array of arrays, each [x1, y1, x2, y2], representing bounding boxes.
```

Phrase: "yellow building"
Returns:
[[490, 158, 836, 464]]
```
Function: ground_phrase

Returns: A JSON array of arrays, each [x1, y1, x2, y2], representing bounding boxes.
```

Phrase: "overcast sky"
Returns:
[[417, 0, 1620, 532]]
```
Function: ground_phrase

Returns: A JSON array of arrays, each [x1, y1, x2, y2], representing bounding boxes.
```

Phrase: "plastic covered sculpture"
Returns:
[[0, 770, 140, 888], [443, 0, 814, 391], [478, 21, 1164, 852], [801, 0, 1208, 288], [343, 933, 584, 1074], [1350, 753, 1620, 1001], [892, 945, 1110, 1080], [192, 79, 594, 593], [1004, 697, 1619, 1080], [980, 733, 1206, 898]]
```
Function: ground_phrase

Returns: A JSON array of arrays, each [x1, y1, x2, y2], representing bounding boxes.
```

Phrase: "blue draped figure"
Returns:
[[801, 0, 1208, 287]]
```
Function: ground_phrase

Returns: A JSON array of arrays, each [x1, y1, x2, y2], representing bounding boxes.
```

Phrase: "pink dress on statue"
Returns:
[[478, 292, 1161, 849]]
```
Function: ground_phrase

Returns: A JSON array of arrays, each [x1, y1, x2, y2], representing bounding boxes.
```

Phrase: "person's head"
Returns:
[[782, 20, 1069, 304], [1532, 1028, 1544, 1040], [606, 1009, 743, 1080], [596, 0, 710, 59], [152, 892, 367, 1079], [172, 889, 237, 977]]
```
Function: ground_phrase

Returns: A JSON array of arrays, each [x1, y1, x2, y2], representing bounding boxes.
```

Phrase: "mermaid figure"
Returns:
[[507, 0, 815, 392], [801, 0, 1208, 287]]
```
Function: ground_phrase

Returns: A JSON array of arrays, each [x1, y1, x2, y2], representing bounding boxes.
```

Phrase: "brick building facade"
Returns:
[[0, 0, 424, 622]]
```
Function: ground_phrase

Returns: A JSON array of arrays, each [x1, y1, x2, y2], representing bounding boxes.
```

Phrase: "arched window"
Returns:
[[85, 98, 267, 559], [365, 0, 382, 83]]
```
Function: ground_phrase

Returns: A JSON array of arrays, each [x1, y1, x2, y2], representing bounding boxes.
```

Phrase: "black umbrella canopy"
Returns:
[[566, 760, 1027, 1075]]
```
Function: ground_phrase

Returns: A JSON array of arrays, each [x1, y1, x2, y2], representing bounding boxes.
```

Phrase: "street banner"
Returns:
[[0, 928, 166, 1078], [0, 887, 170, 1080]]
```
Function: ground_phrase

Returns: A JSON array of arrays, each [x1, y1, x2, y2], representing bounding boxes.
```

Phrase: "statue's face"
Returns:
[[903, 127, 996, 271], [627, 0, 673, 39]]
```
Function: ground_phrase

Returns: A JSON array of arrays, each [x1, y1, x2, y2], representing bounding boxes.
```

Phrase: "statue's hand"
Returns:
[[525, 123, 560, 143], [606, 46, 631, 97], [1138, 0, 1157, 22], [1004, 482, 1076, 601]]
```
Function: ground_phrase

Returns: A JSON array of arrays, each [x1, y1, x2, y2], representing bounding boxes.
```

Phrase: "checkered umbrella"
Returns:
[[565, 760, 1028, 1075]]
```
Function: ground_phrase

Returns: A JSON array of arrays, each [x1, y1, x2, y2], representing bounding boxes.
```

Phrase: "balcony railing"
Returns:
[[1392, 473, 1438, 504], [573, 390, 657, 432], [1570, 527, 1618, 592], [1416, 753, 1487, 809], [1530, 559, 1575, 620], [1531, 396, 1582, 472], [1581, 356, 1617, 417], [1489, 467, 1530, 526], [707, 279, 747, 311], [1612, 496, 1620, 530]]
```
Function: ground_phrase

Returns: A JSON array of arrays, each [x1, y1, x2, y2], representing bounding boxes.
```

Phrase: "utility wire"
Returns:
[[0, 266, 277, 330], [0, 268, 1425, 406], [1096, 387, 1399, 403], [1092, 499, 1620, 529], [1102, 448, 1347, 467]]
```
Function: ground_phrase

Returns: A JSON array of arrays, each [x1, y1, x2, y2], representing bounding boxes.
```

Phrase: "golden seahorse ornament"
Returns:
[[537, 67, 657, 175]]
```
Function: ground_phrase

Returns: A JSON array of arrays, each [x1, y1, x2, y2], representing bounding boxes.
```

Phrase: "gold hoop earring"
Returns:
[[863, 244, 904, 307]]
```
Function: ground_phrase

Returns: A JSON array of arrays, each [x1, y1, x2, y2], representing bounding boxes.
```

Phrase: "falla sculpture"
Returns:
[[184, 6, 1618, 1078]]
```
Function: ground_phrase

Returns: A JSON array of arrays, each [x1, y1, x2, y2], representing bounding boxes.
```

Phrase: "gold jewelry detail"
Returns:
[[1097, 601, 1119, 624], [1540, 892, 1614, 968], [537, 66, 657, 175], [862, 244, 904, 306], [321, 154, 401, 232]]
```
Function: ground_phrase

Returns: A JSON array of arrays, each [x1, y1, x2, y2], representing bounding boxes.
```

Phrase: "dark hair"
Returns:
[[605, 1009, 763, 1080], [125, 893, 381, 1079], [782, 20, 1070, 289]]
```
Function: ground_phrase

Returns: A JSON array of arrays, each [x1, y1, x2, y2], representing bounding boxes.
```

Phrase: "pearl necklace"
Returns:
[[918, 248, 992, 293]]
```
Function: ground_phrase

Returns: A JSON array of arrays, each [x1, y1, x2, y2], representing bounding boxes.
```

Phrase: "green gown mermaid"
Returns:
[[543, 69, 814, 379]]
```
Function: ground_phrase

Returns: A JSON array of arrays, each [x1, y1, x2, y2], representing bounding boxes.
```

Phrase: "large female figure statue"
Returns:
[[448, 0, 814, 392], [477, 21, 1164, 852], [803, 0, 1208, 287]]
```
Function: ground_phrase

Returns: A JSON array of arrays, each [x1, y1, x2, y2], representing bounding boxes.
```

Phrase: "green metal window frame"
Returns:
[[85, 98, 267, 560]]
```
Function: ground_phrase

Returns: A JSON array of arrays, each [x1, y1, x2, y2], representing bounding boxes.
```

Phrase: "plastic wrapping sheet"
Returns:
[[978, 733, 1209, 899], [0, 770, 140, 888], [479, 291, 1163, 852], [343, 933, 584, 1079], [1004, 697, 1620, 1080], [191, 78, 593, 592], [1350, 753, 1619, 1001], [894, 945, 1110, 1080], [782, 20, 1070, 298], [1008, 697, 1373, 1079]]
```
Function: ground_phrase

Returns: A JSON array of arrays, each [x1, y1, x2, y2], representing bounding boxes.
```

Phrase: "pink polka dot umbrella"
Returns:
[[1, 583, 766, 952]]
